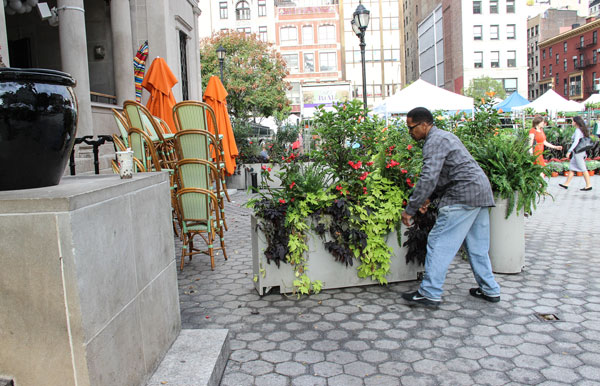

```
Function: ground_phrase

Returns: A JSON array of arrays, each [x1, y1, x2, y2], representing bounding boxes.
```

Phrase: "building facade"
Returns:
[[1, 0, 202, 138], [539, 18, 600, 101], [403, 0, 440, 85], [525, 0, 589, 18], [275, 2, 343, 115], [198, 0, 277, 42], [527, 9, 585, 100], [339, 0, 405, 108], [591, 0, 600, 17]]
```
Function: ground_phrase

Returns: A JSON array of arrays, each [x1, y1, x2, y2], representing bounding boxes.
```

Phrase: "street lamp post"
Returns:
[[351, 2, 370, 111], [216, 45, 226, 82]]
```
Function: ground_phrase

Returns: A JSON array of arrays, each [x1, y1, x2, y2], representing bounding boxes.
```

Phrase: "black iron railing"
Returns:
[[69, 135, 114, 175]]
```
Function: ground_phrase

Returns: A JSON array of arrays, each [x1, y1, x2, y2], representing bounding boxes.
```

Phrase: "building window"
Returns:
[[490, 0, 498, 14], [318, 25, 336, 43], [502, 78, 517, 93], [302, 25, 314, 44], [594, 50, 598, 64], [594, 31, 598, 44], [574, 56, 578, 68], [564, 78, 567, 96], [580, 35, 585, 48], [535, 55, 538, 66], [507, 50, 516, 67], [535, 25, 539, 35], [580, 53, 584, 67], [490, 25, 499, 40], [564, 58, 567, 71], [570, 74, 582, 97], [237, 27, 251, 36], [303, 53, 314, 72], [280, 26, 298, 45], [219, 1, 228, 19], [319, 52, 337, 72], [473, 0, 481, 14], [564, 42, 567, 52], [473, 25, 482, 40], [556, 53, 559, 64], [259, 26, 267, 42], [543, 66, 546, 77], [506, 24, 516, 39], [491, 51, 499, 68], [258, 0, 266, 17], [506, 0, 515, 13], [474, 51, 483, 68], [542, 49, 546, 60], [236, 1, 250, 20], [549, 47, 552, 57], [282, 53, 299, 72], [549, 64, 552, 73]]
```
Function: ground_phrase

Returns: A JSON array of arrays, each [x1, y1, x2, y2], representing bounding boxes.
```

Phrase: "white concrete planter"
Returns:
[[488, 197, 525, 274], [251, 215, 422, 295]]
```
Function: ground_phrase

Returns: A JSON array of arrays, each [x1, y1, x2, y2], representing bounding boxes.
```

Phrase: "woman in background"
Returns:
[[559, 116, 592, 191], [528, 115, 562, 167]]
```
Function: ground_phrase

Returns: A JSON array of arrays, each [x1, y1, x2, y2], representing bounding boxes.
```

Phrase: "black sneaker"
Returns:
[[401, 291, 440, 307], [469, 288, 500, 303]]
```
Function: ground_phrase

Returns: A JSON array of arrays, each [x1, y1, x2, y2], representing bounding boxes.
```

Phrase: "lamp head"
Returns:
[[216, 45, 226, 61], [353, 3, 370, 31], [351, 20, 361, 37]]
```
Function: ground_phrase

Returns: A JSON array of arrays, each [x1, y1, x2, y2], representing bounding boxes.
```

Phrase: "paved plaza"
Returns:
[[176, 177, 600, 386]]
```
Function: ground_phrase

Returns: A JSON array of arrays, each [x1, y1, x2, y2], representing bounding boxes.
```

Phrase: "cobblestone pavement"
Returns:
[[176, 177, 600, 386]]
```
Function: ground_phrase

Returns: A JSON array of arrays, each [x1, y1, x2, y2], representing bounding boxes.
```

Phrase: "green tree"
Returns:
[[200, 31, 290, 120], [463, 76, 507, 101]]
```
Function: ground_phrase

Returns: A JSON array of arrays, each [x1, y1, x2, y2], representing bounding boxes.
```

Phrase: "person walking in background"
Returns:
[[528, 115, 562, 166], [559, 116, 592, 191], [400, 107, 501, 307]]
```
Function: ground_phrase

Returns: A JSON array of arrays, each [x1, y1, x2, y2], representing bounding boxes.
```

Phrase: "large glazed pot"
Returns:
[[0, 68, 77, 190]]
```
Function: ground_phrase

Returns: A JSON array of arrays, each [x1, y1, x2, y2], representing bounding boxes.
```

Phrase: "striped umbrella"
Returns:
[[133, 41, 149, 102]]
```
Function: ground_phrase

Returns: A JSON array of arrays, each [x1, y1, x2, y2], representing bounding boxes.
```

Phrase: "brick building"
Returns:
[[539, 18, 600, 101]]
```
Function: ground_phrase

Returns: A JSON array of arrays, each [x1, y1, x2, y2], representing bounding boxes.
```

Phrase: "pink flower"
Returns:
[[261, 165, 267, 170], [292, 141, 300, 150]]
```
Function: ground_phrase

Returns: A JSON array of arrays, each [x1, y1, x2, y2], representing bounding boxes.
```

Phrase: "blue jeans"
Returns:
[[419, 205, 500, 301]]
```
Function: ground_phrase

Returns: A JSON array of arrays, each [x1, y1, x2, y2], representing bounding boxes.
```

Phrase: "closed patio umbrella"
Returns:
[[203, 75, 238, 176], [133, 41, 148, 102], [142, 57, 178, 133]]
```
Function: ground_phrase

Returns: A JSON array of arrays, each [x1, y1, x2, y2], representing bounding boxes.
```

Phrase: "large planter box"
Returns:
[[489, 197, 525, 274], [251, 215, 423, 295]]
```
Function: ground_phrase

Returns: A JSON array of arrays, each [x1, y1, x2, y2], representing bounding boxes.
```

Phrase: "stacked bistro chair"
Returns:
[[173, 101, 231, 203], [123, 100, 177, 170], [176, 159, 228, 271], [111, 110, 145, 174]]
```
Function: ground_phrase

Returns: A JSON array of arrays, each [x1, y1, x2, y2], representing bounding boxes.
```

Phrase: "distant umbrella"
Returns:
[[133, 41, 149, 102]]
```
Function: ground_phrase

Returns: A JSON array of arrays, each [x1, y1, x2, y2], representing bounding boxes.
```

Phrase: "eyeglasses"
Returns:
[[407, 122, 421, 131]]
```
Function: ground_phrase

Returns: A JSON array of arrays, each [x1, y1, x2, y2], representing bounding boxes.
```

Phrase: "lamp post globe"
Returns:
[[351, 3, 370, 111], [216, 45, 226, 81]]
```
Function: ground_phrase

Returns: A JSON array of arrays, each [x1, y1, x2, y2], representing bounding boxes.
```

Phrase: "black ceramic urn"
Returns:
[[0, 68, 78, 190]]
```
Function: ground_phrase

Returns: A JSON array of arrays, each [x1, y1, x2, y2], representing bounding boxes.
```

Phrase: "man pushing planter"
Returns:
[[400, 107, 501, 307]]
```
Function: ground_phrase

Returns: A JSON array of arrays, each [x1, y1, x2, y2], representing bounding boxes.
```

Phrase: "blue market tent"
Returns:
[[494, 92, 529, 113]]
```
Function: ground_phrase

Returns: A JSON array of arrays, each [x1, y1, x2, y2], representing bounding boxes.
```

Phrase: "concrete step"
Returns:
[[0, 378, 14, 386], [146, 329, 230, 386]]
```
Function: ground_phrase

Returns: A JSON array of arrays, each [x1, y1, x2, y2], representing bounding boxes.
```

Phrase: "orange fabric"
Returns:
[[203, 76, 239, 175], [529, 128, 547, 166], [142, 57, 178, 133]]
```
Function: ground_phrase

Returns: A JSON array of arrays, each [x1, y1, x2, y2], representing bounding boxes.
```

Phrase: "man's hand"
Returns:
[[419, 199, 430, 214], [401, 211, 413, 227]]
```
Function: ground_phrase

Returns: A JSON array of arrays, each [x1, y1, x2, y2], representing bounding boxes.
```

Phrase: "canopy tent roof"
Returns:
[[583, 93, 600, 105], [372, 79, 474, 115], [494, 92, 529, 113], [512, 89, 584, 113]]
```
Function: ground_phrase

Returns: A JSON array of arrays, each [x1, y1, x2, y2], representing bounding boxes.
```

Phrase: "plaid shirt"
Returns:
[[405, 126, 495, 216]]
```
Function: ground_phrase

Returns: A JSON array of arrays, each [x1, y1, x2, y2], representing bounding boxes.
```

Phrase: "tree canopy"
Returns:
[[463, 76, 507, 101], [200, 31, 290, 121]]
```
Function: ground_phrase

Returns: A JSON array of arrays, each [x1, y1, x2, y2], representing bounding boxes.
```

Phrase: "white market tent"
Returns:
[[512, 89, 584, 113], [372, 79, 474, 115], [583, 93, 600, 105]]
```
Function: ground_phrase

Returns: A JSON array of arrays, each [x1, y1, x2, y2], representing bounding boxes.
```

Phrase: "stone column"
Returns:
[[0, 5, 9, 66], [57, 0, 93, 137], [110, 0, 135, 105]]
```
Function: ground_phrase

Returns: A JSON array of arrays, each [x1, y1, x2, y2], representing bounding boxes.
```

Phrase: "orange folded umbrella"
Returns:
[[141, 57, 178, 133], [203, 75, 239, 176]]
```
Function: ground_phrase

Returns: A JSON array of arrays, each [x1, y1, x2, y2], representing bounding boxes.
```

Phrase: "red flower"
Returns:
[[407, 145, 413, 150], [363, 187, 368, 195], [279, 199, 286, 204], [336, 185, 343, 191], [401, 169, 407, 174], [268, 167, 272, 172], [249, 141, 253, 144], [356, 161, 362, 169], [406, 178, 414, 188], [359, 172, 369, 181], [289, 182, 296, 189], [366, 161, 374, 166], [402, 200, 407, 207], [291, 198, 295, 202]]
